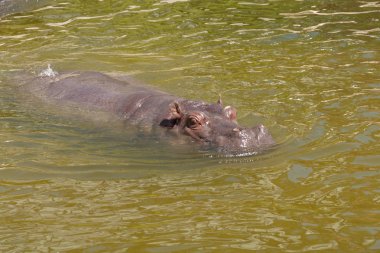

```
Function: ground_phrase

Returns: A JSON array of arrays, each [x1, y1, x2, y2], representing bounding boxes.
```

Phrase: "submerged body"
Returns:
[[25, 71, 275, 154]]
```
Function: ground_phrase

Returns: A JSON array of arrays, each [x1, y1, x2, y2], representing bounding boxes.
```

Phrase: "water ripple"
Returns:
[[1, 0, 379, 251], [46, 8, 158, 27], [280, 9, 380, 17]]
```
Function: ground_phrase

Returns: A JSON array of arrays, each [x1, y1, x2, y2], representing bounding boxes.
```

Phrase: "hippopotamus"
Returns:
[[25, 71, 275, 154]]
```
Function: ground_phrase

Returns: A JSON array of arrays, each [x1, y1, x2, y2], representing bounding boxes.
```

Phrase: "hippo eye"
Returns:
[[186, 113, 206, 129], [187, 117, 199, 128]]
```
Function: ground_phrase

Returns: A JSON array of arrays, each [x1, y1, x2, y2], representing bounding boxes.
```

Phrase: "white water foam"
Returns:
[[39, 64, 58, 77]]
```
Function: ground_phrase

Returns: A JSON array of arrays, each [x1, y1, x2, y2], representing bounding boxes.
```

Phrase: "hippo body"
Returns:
[[26, 71, 275, 154]]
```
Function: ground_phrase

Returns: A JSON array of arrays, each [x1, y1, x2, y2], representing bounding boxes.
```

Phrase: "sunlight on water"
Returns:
[[0, 0, 379, 252]]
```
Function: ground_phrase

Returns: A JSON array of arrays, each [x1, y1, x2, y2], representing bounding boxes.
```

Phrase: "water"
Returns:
[[1, 0, 379, 251]]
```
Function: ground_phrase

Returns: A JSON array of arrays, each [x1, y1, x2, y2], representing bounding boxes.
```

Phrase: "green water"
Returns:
[[1, 0, 379, 251]]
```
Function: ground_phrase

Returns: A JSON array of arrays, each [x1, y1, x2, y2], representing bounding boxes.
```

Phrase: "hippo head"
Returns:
[[160, 99, 275, 154]]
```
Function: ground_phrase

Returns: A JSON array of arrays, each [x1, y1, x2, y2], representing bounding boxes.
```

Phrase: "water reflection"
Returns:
[[0, 0, 379, 251]]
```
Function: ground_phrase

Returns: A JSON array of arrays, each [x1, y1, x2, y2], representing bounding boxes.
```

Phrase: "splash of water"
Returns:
[[39, 64, 58, 77]]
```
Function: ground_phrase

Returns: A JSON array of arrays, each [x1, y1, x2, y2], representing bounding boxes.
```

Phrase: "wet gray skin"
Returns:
[[24, 71, 275, 155], [0, 0, 51, 18]]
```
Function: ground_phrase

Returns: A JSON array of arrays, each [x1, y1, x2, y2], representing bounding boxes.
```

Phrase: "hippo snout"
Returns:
[[212, 124, 275, 154]]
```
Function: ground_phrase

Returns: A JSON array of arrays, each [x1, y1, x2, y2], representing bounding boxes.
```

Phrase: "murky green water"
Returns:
[[1, 0, 379, 251]]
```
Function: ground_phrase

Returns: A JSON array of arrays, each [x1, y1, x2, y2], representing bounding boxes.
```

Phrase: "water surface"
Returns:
[[0, 0, 379, 251]]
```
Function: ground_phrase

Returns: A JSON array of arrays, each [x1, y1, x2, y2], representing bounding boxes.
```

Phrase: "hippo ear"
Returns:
[[159, 102, 184, 128], [223, 106, 237, 121]]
